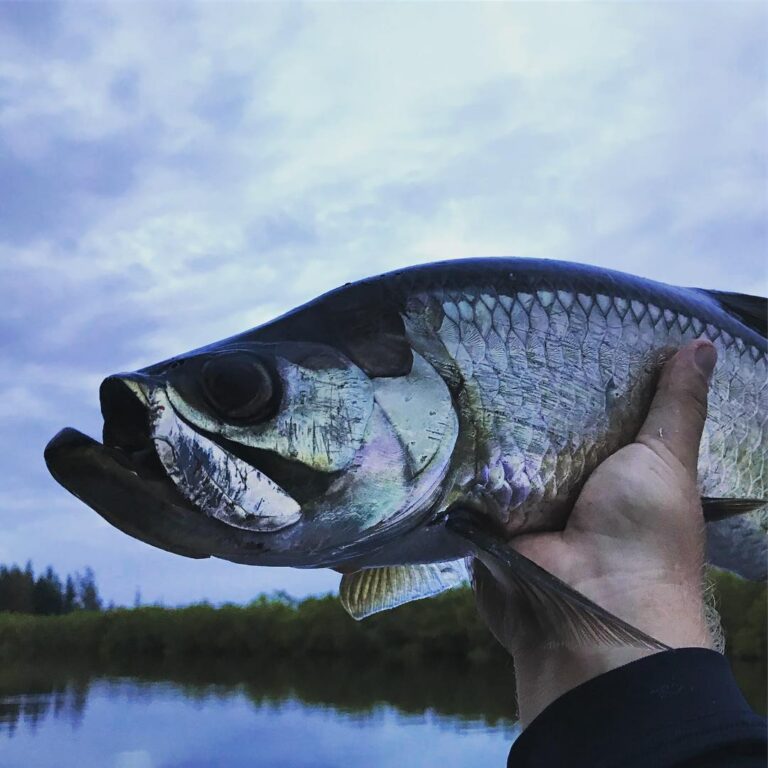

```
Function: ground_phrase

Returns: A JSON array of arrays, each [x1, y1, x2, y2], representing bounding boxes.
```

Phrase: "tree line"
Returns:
[[0, 562, 102, 615], [0, 563, 763, 666]]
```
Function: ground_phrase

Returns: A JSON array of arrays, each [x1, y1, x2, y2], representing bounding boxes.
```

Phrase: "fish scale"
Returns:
[[406, 283, 767, 534]]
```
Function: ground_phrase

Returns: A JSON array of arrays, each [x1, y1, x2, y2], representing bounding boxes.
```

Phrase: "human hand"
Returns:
[[475, 339, 719, 725]]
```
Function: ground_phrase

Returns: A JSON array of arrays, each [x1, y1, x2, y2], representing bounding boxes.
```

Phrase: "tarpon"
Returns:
[[45, 258, 767, 648]]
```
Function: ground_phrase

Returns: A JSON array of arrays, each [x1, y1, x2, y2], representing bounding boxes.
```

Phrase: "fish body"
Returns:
[[45, 258, 767, 619]]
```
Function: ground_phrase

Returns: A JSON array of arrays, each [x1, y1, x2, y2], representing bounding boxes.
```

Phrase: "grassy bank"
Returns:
[[0, 572, 764, 667], [0, 588, 508, 668]]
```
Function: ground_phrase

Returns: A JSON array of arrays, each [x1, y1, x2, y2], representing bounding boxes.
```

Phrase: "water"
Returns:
[[2, 656, 763, 767], [0, 660, 520, 768]]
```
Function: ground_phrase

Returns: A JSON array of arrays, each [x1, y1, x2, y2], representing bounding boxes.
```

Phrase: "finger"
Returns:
[[636, 339, 716, 477]]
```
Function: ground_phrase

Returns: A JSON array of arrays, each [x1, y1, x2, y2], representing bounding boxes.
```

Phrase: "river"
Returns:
[[0, 659, 520, 767], [2, 654, 763, 767]]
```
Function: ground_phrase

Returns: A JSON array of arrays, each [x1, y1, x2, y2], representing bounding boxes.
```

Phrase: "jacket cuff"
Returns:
[[508, 648, 766, 768]]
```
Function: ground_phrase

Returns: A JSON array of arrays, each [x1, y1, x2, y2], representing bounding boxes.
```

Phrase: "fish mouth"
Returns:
[[44, 376, 308, 563], [45, 376, 253, 559], [100, 376, 153, 455], [44, 425, 222, 559], [99, 375, 167, 482]]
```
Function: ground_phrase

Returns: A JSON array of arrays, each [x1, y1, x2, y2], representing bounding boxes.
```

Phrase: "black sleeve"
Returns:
[[507, 648, 767, 768]]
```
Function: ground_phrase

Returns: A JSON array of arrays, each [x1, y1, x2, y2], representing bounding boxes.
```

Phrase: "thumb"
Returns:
[[636, 339, 716, 477]]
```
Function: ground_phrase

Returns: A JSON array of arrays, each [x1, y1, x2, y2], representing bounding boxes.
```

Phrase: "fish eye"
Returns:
[[201, 353, 280, 422]]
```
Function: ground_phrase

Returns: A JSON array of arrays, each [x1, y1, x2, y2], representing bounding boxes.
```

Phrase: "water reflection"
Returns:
[[0, 666, 90, 737], [0, 660, 519, 768], [1, 655, 763, 767]]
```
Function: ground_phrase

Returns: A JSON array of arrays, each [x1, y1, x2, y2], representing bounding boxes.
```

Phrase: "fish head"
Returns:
[[45, 333, 460, 568]]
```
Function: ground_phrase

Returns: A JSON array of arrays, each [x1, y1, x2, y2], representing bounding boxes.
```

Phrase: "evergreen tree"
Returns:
[[0, 563, 103, 615], [64, 576, 78, 612], [0, 564, 35, 613], [0, 566, 8, 611], [32, 566, 64, 615], [77, 567, 102, 612]]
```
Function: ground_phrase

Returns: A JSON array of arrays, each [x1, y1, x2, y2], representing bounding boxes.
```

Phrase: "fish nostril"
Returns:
[[100, 377, 151, 452]]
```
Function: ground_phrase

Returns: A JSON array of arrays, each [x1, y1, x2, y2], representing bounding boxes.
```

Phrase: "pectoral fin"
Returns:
[[339, 560, 469, 620], [445, 508, 669, 652]]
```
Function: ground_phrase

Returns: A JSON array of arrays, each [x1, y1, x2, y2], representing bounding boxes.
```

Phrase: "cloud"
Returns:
[[0, 127, 156, 245], [0, 2, 765, 606], [0, 2, 64, 51]]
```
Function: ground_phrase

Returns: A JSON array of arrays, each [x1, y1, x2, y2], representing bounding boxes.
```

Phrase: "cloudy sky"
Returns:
[[1, 2, 765, 607]]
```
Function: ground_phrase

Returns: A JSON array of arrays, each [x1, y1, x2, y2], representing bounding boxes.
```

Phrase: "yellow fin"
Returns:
[[339, 561, 469, 620]]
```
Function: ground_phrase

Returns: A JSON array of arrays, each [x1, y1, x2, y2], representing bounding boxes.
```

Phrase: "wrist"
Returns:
[[513, 645, 656, 726], [512, 586, 714, 726]]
